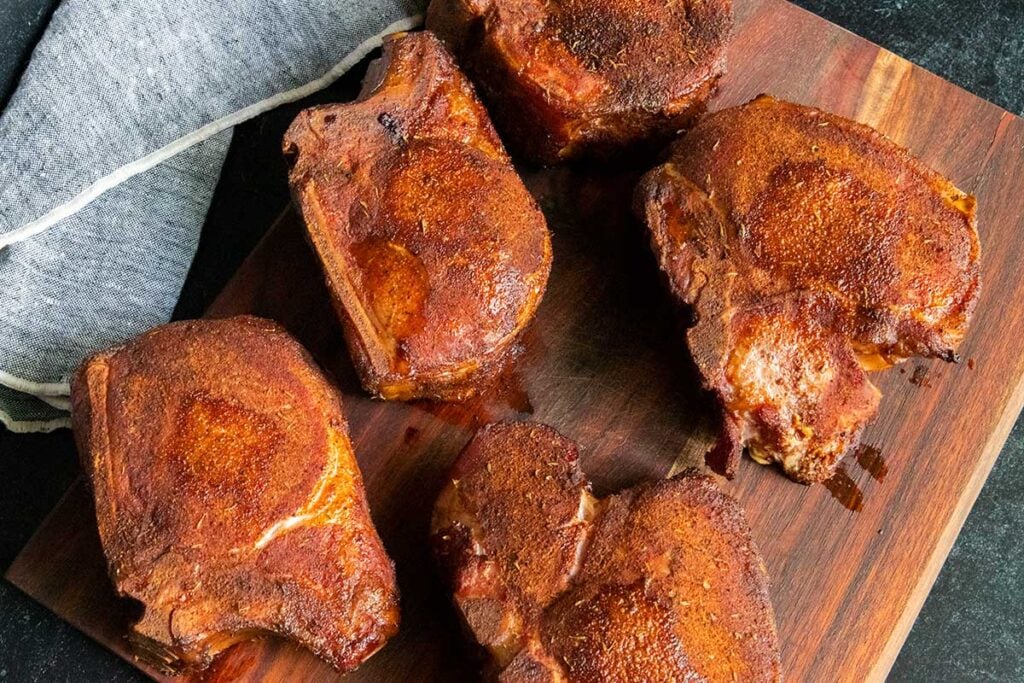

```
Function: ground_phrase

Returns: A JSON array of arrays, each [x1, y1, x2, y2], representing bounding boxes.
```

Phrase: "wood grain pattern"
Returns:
[[8, 0, 1024, 681]]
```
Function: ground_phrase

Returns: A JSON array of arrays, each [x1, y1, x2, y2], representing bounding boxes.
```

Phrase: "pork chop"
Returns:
[[427, 0, 733, 164], [71, 316, 399, 673], [284, 31, 551, 401], [432, 421, 780, 681], [635, 95, 981, 483]]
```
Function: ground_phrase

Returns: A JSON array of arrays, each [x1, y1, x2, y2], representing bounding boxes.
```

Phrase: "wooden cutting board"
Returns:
[[8, 0, 1024, 680]]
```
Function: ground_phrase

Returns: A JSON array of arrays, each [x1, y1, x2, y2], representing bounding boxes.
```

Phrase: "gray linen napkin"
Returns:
[[0, 0, 423, 432]]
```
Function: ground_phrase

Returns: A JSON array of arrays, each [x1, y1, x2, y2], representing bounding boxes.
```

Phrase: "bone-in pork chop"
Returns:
[[432, 421, 780, 681], [71, 316, 399, 673], [635, 95, 981, 483], [284, 32, 551, 401], [427, 0, 733, 164]]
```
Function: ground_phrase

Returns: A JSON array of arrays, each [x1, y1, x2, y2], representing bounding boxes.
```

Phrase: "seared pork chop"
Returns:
[[432, 421, 780, 681], [284, 31, 551, 402], [71, 316, 398, 673], [427, 0, 732, 164], [636, 95, 981, 483]]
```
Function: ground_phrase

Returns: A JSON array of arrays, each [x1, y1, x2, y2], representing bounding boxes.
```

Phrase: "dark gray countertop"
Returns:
[[1, 1, 1022, 680]]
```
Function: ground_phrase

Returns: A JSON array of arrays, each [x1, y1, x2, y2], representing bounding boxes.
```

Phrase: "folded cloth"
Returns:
[[0, 0, 423, 432]]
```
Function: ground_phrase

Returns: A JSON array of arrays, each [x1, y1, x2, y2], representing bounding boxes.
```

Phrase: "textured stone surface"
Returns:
[[891, 421, 1024, 681], [1, 0, 1022, 680]]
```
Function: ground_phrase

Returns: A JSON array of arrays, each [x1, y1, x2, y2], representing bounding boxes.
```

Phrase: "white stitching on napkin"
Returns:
[[37, 394, 72, 411], [0, 370, 71, 397], [0, 13, 423, 250], [0, 408, 72, 434]]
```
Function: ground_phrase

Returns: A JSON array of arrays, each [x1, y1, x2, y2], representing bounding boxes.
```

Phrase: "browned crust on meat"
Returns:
[[432, 421, 780, 681], [635, 95, 981, 483], [284, 32, 551, 401], [427, 0, 733, 164], [71, 316, 398, 673], [431, 422, 596, 670]]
